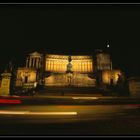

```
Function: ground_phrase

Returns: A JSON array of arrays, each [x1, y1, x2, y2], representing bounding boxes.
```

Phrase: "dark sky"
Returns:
[[0, 4, 140, 77]]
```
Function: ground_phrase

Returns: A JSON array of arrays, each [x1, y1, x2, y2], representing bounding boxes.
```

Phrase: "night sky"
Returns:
[[0, 4, 140, 77]]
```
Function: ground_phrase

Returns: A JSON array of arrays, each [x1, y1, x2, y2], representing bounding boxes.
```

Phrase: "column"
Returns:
[[80, 62, 83, 72], [77, 61, 79, 72], [52, 60, 55, 71], [74, 61, 76, 72], [82, 62, 84, 72], [90, 61, 93, 71], [51, 60, 54, 71], [88, 61, 91, 72], [32, 58, 35, 68], [38, 58, 41, 69], [80, 62, 82, 72], [29, 57, 32, 67], [50, 60, 52, 71], [86, 61, 88, 72], [75, 62, 78, 72], [48, 60, 51, 71], [58, 61, 59, 71], [60, 61, 61, 72], [84, 62, 86, 72], [81, 62, 83, 72], [82, 61, 84, 72], [63, 61, 66, 72], [92, 61, 94, 72], [58, 61, 60, 72], [52, 60, 54, 72], [78, 62, 80, 72], [46, 60, 48, 70], [26, 57, 29, 68], [89, 61, 91, 71], [47, 60, 50, 71], [56, 61, 58, 72], [37, 58, 39, 68], [87, 61, 89, 72], [85, 62, 87, 72], [52, 61, 55, 72], [59, 61, 63, 72]]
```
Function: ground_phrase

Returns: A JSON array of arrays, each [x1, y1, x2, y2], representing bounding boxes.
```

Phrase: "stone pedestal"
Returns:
[[0, 73, 12, 96], [129, 79, 140, 97], [45, 73, 96, 87]]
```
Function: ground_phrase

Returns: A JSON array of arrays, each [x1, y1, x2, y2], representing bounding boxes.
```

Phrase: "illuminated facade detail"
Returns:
[[15, 50, 123, 89], [101, 70, 122, 85], [128, 77, 140, 96], [44, 54, 96, 87], [16, 67, 37, 88], [26, 52, 43, 69], [45, 55, 93, 73], [95, 51, 112, 71], [45, 73, 96, 87]]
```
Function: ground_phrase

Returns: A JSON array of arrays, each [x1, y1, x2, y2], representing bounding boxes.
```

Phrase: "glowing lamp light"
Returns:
[[34, 82, 37, 87], [107, 44, 110, 48]]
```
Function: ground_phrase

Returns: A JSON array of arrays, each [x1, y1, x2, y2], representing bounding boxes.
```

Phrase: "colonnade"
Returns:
[[72, 61, 93, 72], [46, 59, 93, 73], [46, 60, 67, 72], [26, 56, 42, 69]]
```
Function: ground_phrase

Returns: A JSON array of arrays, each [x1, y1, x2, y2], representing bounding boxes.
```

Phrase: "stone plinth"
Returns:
[[0, 73, 12, 96]]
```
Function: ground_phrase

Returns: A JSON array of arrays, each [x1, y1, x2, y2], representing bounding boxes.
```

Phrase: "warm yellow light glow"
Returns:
[[102, 70, 122, 85], [72, 97, 98, 100], [0, 111, 77, 115], [16, 68, 37, 86], [45, 73, 96, 87], [0, 111, 29, 115], [45, 55, 93, 73]]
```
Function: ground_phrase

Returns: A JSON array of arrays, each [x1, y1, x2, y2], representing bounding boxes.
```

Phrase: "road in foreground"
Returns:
[[0, 103, 140, 136]]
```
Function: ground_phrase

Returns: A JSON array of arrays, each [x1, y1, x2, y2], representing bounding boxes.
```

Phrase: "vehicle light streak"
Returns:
[[0, 99, 22, 104], [127, 104, 140, 107], [72, 97, 98, 100], [0, 111, 77, 115], [0, 111, 29, 115]]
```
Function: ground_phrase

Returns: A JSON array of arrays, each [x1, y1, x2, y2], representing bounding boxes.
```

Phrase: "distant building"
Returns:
[[101, 70, 122, 85], [128, 77, 140, 97], [15, 50, 124, 90], [16, 67, 37, 88]]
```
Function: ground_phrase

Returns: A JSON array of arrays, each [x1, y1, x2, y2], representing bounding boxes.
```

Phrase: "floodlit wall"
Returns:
[[26, 51, 43, 69], [45, 73, 96, 87], [96, 53, 112, 70], [45, 55, 93, 73], [129, 78, 140, 96], [102, 70, 122, 85], [45, 74, 68, 86], [15, 68, 37, 87]]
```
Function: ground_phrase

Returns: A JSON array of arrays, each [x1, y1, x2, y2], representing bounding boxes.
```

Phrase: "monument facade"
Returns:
[[15, 50, 123, 90]]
